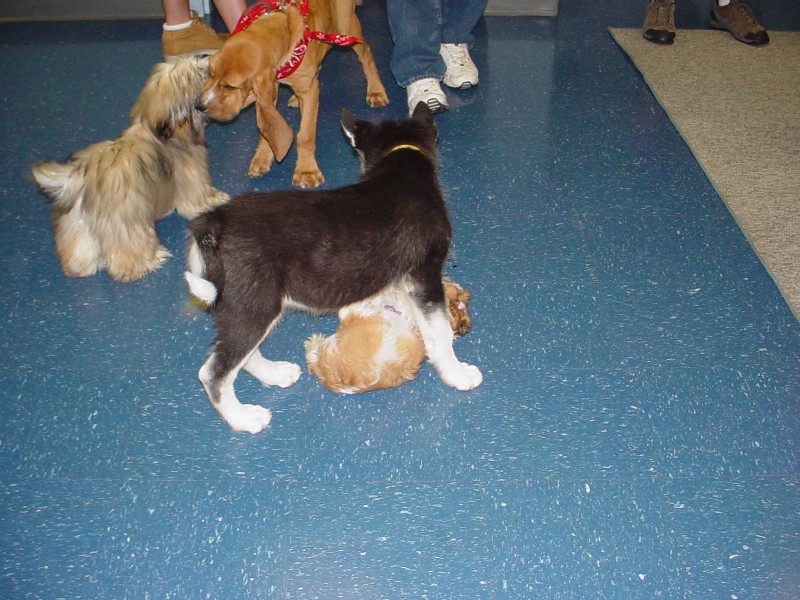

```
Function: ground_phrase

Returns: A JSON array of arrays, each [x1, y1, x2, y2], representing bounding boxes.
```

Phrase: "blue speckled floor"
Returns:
[[2, 1, 799, 597]]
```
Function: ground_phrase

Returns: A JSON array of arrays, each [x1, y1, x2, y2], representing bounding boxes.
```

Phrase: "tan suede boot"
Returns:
[[162, 12, 227, 63]]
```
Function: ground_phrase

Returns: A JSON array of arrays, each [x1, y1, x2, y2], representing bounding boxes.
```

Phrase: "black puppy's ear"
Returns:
[[411, 101, 434, 126], [340, 107, 362, 148]]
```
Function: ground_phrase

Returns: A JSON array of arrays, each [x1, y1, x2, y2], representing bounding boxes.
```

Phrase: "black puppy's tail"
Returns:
[[185, 212, 225, 306]]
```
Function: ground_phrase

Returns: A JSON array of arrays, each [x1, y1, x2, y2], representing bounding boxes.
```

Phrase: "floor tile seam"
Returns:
[[280, 542, 493, 599], [468, 278, 602, 287], [475, 473, 684, 583], [3, 472, 800, 494], [649, 474, 695, 597], [4, 491, 109, 589], [474, 365, 632, 374], [467, 280, 602, 289], [478, 363, 728, 371], [572, 213, 752, 291], [279, 477, 492, 598], [596, 354, 791, 372], [649, 473, 800, 599], [1, 475, 492, 486], [476, 481, 498, 600], [571, 206, 737, 222], [592, 363, 800, 377], [646, 472, 800, 485], [588, 275, 764, 287], [452, 212, 582, 222], [600, 338, 794, 373], [590, 277, 765, 305], [452, 204, 577, 215], [1, 475, 231, 486], [474, 365, 722, 383], [481, 474, 671, 488], [191, 477, 488, 487], [574, 210, 604, 287]]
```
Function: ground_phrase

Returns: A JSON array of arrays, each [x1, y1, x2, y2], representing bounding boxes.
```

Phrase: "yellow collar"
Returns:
[[386, 144, 425, 156]]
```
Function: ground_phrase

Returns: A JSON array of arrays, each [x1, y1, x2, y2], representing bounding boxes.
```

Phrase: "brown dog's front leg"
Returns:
[[292, 78, 324, 188], [352, 42, 389, 107], [333, 4, 389, 108], [248, 136, 276, 178]]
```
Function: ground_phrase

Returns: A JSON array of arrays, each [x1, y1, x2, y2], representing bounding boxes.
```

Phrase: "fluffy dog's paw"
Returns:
[[178, 189, 230, 219], [366, 91, 390, 107], [108, 246, 171, 282], [210, 189, 230, 207], [222, 403, 272, 434], [441, 362, 483, 391], [292, 169, 325, 189]]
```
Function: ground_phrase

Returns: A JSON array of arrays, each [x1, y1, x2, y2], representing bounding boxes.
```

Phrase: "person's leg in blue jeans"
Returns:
[[386, 0, 487, 115], [440, 0, 485, 47]]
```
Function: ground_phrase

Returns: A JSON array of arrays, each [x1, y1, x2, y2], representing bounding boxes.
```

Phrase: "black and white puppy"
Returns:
[[185, 103, 482, 433]]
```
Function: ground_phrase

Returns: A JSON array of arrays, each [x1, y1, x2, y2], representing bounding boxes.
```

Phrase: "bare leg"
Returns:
[[162, 0, 245, 32], [162, 0, 192, 25], [212, 0, 247, 31]]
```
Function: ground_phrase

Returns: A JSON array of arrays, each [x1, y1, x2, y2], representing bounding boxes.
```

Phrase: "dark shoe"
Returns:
[[643, 1, 676, 45], [709, 0, 769, 46]]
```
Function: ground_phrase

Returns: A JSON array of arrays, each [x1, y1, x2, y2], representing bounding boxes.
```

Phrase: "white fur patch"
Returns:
[[186, 239, 205, 275], [184, 271, 217, 304]]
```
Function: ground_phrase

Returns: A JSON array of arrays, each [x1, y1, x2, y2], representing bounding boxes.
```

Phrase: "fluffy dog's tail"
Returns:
[[30, 160, 82, 211], [185, 211, 225, 306]]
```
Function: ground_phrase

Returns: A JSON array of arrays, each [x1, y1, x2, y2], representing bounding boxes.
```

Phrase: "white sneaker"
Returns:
[[406, 78, 448, 116], [440, 43, 479, 89]]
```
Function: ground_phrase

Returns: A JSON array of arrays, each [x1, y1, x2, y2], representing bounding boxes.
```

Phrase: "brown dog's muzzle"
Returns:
[[198, 85, 248, 123]]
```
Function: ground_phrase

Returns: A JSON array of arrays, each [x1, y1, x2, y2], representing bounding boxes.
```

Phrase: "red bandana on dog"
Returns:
[[232, 0, 362, 80]]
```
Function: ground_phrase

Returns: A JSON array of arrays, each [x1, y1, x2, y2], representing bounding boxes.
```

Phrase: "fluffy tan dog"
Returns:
[[198, 0, 389, 188], [31, 58, 228, 282], [305, 280, 472, 394]]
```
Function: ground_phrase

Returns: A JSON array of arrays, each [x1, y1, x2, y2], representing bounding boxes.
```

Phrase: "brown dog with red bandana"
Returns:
[[197, 0, 388, 188]]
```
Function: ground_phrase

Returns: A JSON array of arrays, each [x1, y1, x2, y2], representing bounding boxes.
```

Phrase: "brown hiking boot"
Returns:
[[643, 0, 676, 45], [162, 11, 227, 63], [710, 0, 769, 46]]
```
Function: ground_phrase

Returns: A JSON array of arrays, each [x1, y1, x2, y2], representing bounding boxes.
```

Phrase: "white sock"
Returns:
[[163, 19, 193, 32], [717, 0, 731, 6]]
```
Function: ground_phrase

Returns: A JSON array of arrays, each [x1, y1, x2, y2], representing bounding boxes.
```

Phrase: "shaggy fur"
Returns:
[[304, 279, 472, 394], [185, 104, 482, 433], [197, 0, 388, 188], [31, 58, 229, 282]]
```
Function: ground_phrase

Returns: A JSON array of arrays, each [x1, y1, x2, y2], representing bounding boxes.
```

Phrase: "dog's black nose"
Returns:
[[195, 101, 207, 112]]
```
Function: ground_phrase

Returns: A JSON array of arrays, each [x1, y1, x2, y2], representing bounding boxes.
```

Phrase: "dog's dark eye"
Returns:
[[222, 83, 238, 91]]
